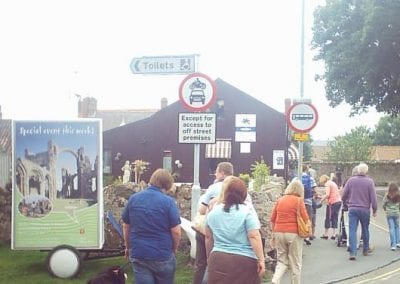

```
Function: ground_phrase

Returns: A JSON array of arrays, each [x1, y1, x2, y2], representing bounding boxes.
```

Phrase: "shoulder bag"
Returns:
[[297, 198, 311, 238]]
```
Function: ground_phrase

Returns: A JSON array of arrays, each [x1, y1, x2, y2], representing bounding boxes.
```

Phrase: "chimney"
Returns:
[[78, 97, 98, 118], [161, 97, 168, 109]]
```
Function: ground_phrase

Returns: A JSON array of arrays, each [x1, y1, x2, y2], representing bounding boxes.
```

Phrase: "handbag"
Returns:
[[191, 213, 206, 235], [297, 198, 311, 238]]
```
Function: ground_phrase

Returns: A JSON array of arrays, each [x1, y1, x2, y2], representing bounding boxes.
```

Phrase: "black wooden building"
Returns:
[[103, 78, 287, 188]]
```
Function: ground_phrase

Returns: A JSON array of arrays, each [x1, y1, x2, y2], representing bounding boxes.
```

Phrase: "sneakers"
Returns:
[[349, 256, 356, 261], [304, 239, 312, 245], [391, 247, 396, 251], [397, 244, 400, 249]]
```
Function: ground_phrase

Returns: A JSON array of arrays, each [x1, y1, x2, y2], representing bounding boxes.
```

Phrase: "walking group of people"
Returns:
[[118, 161, 400, 284], [270, 162, 400, 284]]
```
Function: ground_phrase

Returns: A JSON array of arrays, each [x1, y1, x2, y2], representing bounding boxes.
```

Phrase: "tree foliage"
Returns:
[[312, 0, 400, 116], [327, 126, 372, 161], [373, 116, 400, 145]]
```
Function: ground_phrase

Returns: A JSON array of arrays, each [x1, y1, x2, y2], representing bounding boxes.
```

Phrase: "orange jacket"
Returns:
[[270, 195, 310, 234]]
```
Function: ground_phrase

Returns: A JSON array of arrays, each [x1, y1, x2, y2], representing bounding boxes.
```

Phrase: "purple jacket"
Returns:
[[342, 175, 378, 213]]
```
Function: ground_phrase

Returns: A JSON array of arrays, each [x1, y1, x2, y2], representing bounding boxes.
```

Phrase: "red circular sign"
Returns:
[[287, 103, 318, 133], [179, 73, 217, 112]]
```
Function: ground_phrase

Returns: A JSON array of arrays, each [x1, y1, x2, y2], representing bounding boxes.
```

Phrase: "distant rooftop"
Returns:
[[311, 140, 329, 147], [78, 97, 168, 131], [96, 109, 159, 131]]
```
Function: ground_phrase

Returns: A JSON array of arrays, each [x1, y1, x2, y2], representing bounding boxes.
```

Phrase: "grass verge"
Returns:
[[0, 243, 193, 283]]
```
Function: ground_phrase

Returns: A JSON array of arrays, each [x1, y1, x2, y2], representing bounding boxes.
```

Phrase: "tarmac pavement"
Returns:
[[277, 187, 400, 284]]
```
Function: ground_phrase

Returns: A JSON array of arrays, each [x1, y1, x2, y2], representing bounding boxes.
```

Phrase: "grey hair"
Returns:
[[357, 163, 368, 175], [352, 165, 359, 175]]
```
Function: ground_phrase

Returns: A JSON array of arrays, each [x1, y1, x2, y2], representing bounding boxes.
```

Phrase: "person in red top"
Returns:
[[270, 180, 310, 284]]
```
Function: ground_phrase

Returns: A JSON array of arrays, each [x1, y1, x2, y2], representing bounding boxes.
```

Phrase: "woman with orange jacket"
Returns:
[[270, 180, 310, 284]]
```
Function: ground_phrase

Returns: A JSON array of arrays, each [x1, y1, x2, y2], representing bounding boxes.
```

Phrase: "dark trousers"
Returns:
[[192, 232, 207, 284], [324, 202, 342, 229]]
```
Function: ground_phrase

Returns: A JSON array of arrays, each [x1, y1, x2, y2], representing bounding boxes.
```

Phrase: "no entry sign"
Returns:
[[179, 73, 216, 112], [287, 103, 318, 133]]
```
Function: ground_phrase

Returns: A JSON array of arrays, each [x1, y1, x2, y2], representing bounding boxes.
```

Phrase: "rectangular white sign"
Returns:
[[235, 114, 256, 127], [178, 113, 216, 144], [273, 150, 285, 170], [130, 55, 196, 75], [235, 131, 256, 142], [235, 114, 256, 142]]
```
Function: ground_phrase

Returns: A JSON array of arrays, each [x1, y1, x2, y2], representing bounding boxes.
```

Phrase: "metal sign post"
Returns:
[[178, 74, 217, 220], [178, 112, 216, 219], [286, 102, 318, 178], [191, 144, 201, 220]]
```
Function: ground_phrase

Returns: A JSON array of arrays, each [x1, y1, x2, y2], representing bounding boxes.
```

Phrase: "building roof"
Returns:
[[371, 146, 400, 161], [95, 109, 158, 131], [311, 144, 400, 162]]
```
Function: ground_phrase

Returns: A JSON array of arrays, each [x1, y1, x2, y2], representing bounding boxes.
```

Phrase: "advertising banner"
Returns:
[[12, 120, 103, 250]]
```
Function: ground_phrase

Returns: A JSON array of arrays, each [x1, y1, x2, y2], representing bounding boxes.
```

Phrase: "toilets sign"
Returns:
[[130, 55, 196, 75]]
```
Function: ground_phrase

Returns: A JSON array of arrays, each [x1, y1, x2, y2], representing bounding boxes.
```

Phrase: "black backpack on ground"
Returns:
[[87, 265, 127, 284]]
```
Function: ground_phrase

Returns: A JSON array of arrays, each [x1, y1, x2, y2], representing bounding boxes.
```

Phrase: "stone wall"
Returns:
[[0, 179, 284, 266], [0, 186, 11, 245], [311, 161, 400, 186]]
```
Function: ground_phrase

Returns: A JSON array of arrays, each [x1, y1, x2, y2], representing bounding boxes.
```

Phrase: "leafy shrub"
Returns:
[[239, 173, 250, 187], [250, 157, 270, 191]]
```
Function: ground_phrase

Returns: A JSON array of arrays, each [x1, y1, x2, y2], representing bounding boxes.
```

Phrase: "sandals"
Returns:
[[320, 235, 328, 239]]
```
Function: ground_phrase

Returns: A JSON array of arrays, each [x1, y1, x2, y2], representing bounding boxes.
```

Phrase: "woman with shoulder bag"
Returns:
[[270, 180, 310, 284]]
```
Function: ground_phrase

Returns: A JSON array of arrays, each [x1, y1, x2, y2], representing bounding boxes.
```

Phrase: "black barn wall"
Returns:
[[103, 78, 286, 188]]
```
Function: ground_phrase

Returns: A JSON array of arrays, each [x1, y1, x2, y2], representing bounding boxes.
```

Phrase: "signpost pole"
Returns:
[[179, 73, 217, 221], [298, 0, 306, 179], [191, 144, 201, 220]]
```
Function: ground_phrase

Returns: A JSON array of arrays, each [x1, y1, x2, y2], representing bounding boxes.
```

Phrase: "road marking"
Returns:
[[370, 220, 388, 232], [351, 267, 400, 283]]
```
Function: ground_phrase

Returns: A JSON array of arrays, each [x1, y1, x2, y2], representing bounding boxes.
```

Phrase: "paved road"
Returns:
[[278, 187, 400, 284]]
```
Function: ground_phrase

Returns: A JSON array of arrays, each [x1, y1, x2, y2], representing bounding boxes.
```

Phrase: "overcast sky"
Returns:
[[0, 0, 383, 140]]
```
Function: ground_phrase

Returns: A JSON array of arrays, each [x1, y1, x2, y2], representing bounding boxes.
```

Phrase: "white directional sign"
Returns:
[[178, 113, 216, 144], [130, 55, 196, 75], [179, 73, 216, 112], [287, 103, 318, 133], [235, 114, 256, 142]]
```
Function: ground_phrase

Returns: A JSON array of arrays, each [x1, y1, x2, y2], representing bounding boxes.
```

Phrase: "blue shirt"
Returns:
[[121, 185, 181, 260], [199, 181, 223, 206], [206, 203, 260, 259]]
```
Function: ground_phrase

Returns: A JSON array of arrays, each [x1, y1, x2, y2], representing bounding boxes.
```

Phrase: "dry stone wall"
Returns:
[[0, 186, 11, 245], [0, 179, 284, 265]]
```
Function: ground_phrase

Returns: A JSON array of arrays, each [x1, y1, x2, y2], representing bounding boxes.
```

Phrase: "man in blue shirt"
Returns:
[[192, 162, 234, 284], [122, 169, 181, 284]]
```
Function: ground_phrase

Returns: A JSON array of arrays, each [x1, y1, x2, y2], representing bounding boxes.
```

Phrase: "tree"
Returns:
[[312, 0, 400, 116], [373, 116, 400, 145], [327, 126, 372, 161]]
